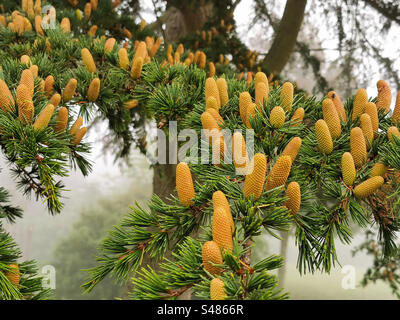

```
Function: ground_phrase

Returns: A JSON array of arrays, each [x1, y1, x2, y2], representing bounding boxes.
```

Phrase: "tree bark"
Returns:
[[261, 0, 307, 75]]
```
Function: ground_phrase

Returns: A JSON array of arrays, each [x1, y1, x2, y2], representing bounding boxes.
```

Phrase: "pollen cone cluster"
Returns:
[[353, 176, 384, 199], [131, 57, 143, 79], [54, 107, 68, 133], [280, 82, 293, 112], [387, 126, 400, 143], [176, 162, 195, 207], [20, 69, 34, 95], [216, 78, 229, 106], [352, 89, 368, 120], [212, 191, 234, 234], [5, 264, 20, 286], [290, 108, 305, 127], [17, 84, 34, 124], [202, 241, 223, 275], [210, 278, 226, 300], [376, 80, 391, 113], [212, 207, 233, 253], [284, 181, 301, 215], [105, 38, 116, 53], [63, 78, 77, 102], [364, 102, 379, 136], [350, 127, 367, 168], [0, 79, 15, 112], [270, 106, 285, 128], [360, 113, 373, 149], [327, 91, 346, 122], [118, 48, 130, 70], [322, 98, 341, 139], [205, 78, 221, 111], [44, 75, 54, 97], [281, 137, 302, 162], [243, 153, 267, 200], [33, 104, 54, 130], [87, 78, 100, 102], [265, 155, 292, 191], [315, 119, 333, 154], [341, 152, 356, 186], [239, 92, 252, 124], [81, 48, 96, 73], [50, 93, 61, 107], [370, 162, 388, 177]]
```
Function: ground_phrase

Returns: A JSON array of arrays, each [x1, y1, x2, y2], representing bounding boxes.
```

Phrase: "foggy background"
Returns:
[[3, 0, 399, 299]]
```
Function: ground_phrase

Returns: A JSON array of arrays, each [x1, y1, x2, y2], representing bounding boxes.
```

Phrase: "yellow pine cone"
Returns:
[[0, 79, 15, 112], [210, 278, 226, 300], [216, 78, 229, 106], [212, 207, 233, 253], [290, 108, 305, 127], [352, 89, 368, 120], [265, 155, 292, 191], [239, 92, 252, 124], [201, 111, 221, 142], [81, 48, 96, 73], [33, 103, 54, 130], [254, 72, 268, 88], [5, 264, 20, 286], [212, 191, 234, 234], [44, 75, 54, 97], [284, 181, 301, 215], [84, 3, 92, 19], [199, 52, 206, 69], [176, 162, 195, 207], [150, 37, 162, 57], [353, 176, 384, 199], [73, 127, 87, 145], [90, 0, 98, 11], [392, 92, 400, 124], [255, 82, 268, 110], [322, 98, 341, 139], [315, 119, 333, 155], [376, 80, 391, 113], [202, 241, 223, 276], [174, 51, 181, 64], [20, 55, 31, 66], [206, 108, 224, 125], [23, 17, 32, 31], [60, 17, 71, 32], [280, 82, 293, 112], [49, 93, 61, 107], [281, 137, 302, 162], [20, 69, 34, 95], [232, 131, 249, 171], [62, 78, 77, 102], [209, 62, 216, 77], [76, 9, 83, 20], [104, 38, 116, 53], [360, 113, 374, 149], [243, 153, 267, 200], [350, 127, 367, 168], [133, 41, 148, 62], [327, 91, 347, 122], [17, 84, 34, 124], [206, 96, 218, 111], [13, 15, 24, 35], [364, 102, 379, 136], [370, 162, 388, 177], [270, 106, 285, 129], [387, 126, 400, 143], [29, 65, 38, 77], [54, 106, 68, 133], [87, 78, 101, 102], [70, 116, 83, 135], [341, 152, 356, 186], [34, 15, 43, 35], [124, 99, 139, 109], [245, 103, 256, 128], [205, 78, 221, 110], [118, 48, 129, 70]]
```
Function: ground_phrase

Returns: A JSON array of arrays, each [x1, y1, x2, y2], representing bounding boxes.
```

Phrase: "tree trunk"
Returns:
[[163, 1, 214, 43], [261, 0, 307, 75]]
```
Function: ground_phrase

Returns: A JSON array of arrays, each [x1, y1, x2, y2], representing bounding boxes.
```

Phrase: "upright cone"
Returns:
[[341, 152, 356, 186], [265, 156, 292, 191], [243, 153, 267, 200], [212, 207, 233, 253], [315, 119, 333, 155], [202, 241, 223, 276], [353, 176, 384, 199], [350, 127, 367, 168], [210, 278, 226, 300], [284, 181, 301, 215], [176, 162, 195, 207]]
